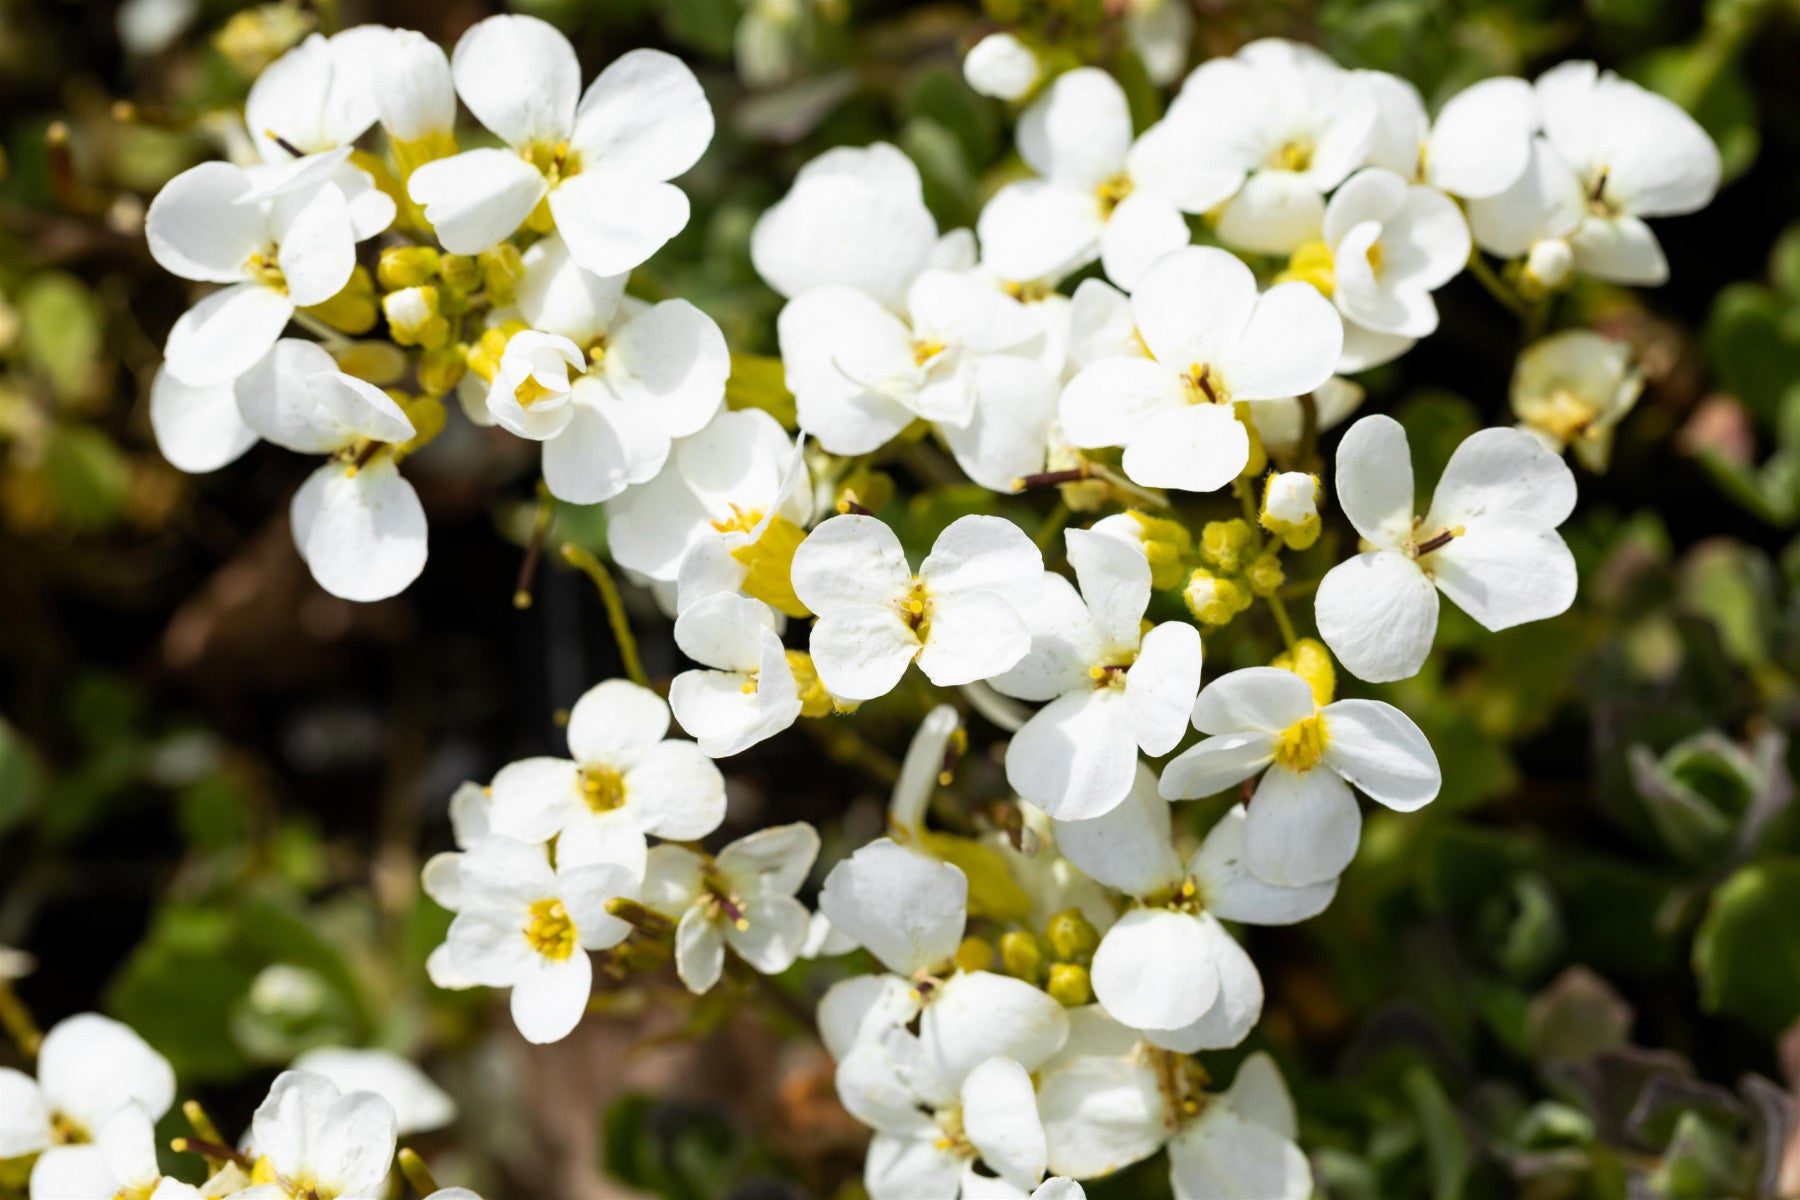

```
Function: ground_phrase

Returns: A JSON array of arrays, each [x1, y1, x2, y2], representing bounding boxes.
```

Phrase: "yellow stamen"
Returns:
[[524, 898, 577, 961], [579, 764, 627, 813], [1274, 713, 1329, 773]]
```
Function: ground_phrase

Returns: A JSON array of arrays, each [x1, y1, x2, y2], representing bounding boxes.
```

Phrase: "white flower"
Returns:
[[1315, 415, 1579, 682], [791, 514, 1042, 701], [990, 528, 1200, 819], [1468, 61, 1721, 286], [227, 340, 427, 601], [1511, 330, 1643, 471], [964, 33, 1039, 101], [751, 142, 949, 314], [290, 1048, 457, 1135], [146, 161, 363, 386], [669, 593, 805, 757], [1159, 666, 1440, 886], [443, 835, 636, 1043], [1059, 246, 1341, 492], [976, 68, 1239, 289], [673, 435, 811, 615], [371, 29, 457, 151], [1360, 71, 1535, 199], [487, 679, 725, 876], [237, 1070, 397, 1199], [1126, 0, 1193, 86], [149, 364, 261, 474], [1263, 472, 1319, 528], [1036, 1021, 1312, 1199], [776, 266, 1052, 458], [1168, 39, 1377, 255], [641, 823, 820, 992], [484, 234, 728, 503], [1055, 767, 1333, 1048], [0, 1013, 175, 1188], [606, 408, 811, 585], [242, 29, 397, 238], [24, 1100, 199, 1200], [1317, 168, 1470, 365], [408, 16, 712, 274]]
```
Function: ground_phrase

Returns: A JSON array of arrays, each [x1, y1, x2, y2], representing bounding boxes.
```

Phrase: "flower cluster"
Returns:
[[125, 13, 1722, 1199]]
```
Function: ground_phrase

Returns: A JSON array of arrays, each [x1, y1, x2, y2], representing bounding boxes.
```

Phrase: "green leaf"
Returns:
[[18, 273, 103, 405], [1402, 1065, 1471, 1200], [1706, 284, 1800, 428], [1693, 859, 1800, 1034], [0, 719, 44, 837]]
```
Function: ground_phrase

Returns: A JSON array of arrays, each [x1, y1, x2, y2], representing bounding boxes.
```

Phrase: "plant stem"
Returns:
[[0, 982, 40, 1060], [1034, 501, 1070, 551], [561, 544, 650, 688], [1086, 461, 1171, 510], [512, 486, 556, 609], [1265, 592, 1300, 652], [397, 1148, 439, 1197], [1466, 253, 1530, 319]]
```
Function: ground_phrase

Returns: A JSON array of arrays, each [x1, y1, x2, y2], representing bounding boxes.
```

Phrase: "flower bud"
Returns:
[[1272, 637, 1336, 706], [998, 930, 1044, 984], [954, 936, 996, 974], [438, 254, 481, 293], [1245, 553, 1285, 597], [964, 33, 1040, 101], [785, 650, 836, 718], [383, 286, 449, 349], [396, 394, 446, 458], [1044, 908, 1100, 963], [480, 245, 527, 308], [1122, 511, 1193, 591], [835, 468, 895, 515], [378, 246, 440, 291], [214, 5, 311, 78], [1261, 471, 1322, 549], [1200, 519, 1255, 574], [334, 341, 409, 386], [1184, 569, 1251, 627], [417, 346, 467, 397], [1523, 238, 1574, 294], [1046, 962, 1093, 1007], [302, 267, 377, 334]]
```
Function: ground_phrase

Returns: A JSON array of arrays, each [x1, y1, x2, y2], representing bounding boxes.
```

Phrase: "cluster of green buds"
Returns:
[[372, 244, 527, 399], [1183, 517, 1283, 627], [968, 906, 1103, 1007]]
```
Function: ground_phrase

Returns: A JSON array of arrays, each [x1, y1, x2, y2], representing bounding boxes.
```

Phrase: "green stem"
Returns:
[[1265, 592, 1300, 652], [1086, 461, 1171, 510], [397, 1148, 438, 1197], [1034, 500, 1070, 552], [0, 982, 40, 1060], [561, 544, 650, 688], [1466, 253, 1529, 319], [512, 487, 556, 609]]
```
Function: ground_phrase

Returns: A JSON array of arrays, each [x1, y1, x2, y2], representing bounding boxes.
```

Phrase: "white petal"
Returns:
[[509, 952, 592, 1044], [450, 14, 578, 147], [1057, 356, 1188, 452], [1426, 513, 1578, 631], [0, 1068, 50, 1157], [1037, 1053, 1166, 1179], [920, 970, 1070, 1083], [809, 606, 919, 701], [1168, 1105, 1312, 1200], [38, 1012, 175, 1131], [549, 172, 690, 277], [484, 756, 579, 842], [163, 283, 293, 387], [1065, 526, 1149, 651], [567, 678, 669, 765], [408, 149, 546, 255], [1466, 137, 1584, 258], [778, 287, 918, 455], [725, 891, 811, 975], [1321, 699, 1440, 812], [1130, 245, 1258, 368], [150, 368, 257, 472], [1570, 213, 1669, 285], [233, 338, 342, 452], [1089, 908, 1219, 1032], [1005, 689, 1138, 821], [975, 180, 1105, 286], [1097, 190, 1191, 292], [1244, 767, 1359, 887], [962, 1058, 1048, 1191], [602, 299, 729, 439], [818, 973, 918, 1059], [1017, 67, 1132, 189], [625, 741, 726, 840], [1426, 423, 1575, 525], [1214, 170, 1325, 256], [1125, 622, 1202, 755], [1314, 549, 1439, 683], [1159, 732, 1276, 800], [916, 591, 1031, 687], [1426, 76, 1535, 199], [541, 386, 665, 504], [1334, 413, 1416, 547], [675, 589, 778, 672], [791, 513, 911, 611], [818, 838, 966, 976], [291, 1048, 456, 1136], [1066, 278, 1141, 369], [276, 183, 356, 307], [938, 355, 1060, 492], [1191, 666, 1315, 735], [1121, 404, 1250, 494], [1143, 917, 1260, 1052], [29, 1145, 120, 1200], [1221, 280, 1342, 401], [290, 460, 427, 602], [569, 49, 712, 182], [989, 573, 1101, 702], [920, 514, 1043, 610], [1051, 762, 1184, 896], [145, 161, 264, 282], [1224, 1051, 1298, 1137], [866, 1133, 963, 1200], [675, 905, 726, 992], [1191, 806, 1337, 925]]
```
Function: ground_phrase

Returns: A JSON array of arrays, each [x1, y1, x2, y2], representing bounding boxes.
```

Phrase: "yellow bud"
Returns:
[[382, 285, 448, 349], [1044, 908, 1100, 963], [835, 468, 895, 515], [998, 930, 1044, 984], [1184, 569, 1251, 627], [479, 244, 527, 307], [1200, 519, 1255, 574], [1046, 962, 1093, 1006], [784, 650, 836, 718], [438, 254, 480, 292], [1275, 239, 1336, 296], [417, 346, 467, 398], [1246, 553, 1285, 598], [395, 394, 446, 459], [1272, 637, 1336, 706], [302, 267, 377, 335], [954, 936, 996, 974], [377, 246, 440, 291], [1127, 510, 1194, 591], [333, 340, 408, 386], [214, 5, 312, 77]]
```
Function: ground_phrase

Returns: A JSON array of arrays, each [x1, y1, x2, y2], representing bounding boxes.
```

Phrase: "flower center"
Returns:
[[50, 1111, 88, 1145], [933, 1104, 974, 1157], [524, 139, 580, 185], [579, 764, 627, 813], [245, 249, 287, 294], [1586, 166, 1615, 216], [1365, 238, 1383, 276], [1272, 139, 1314, 172], [1274, 713, 1329, 773], [896, 578, 932, 638], [1183, 363, 1229, 405], [701, 874, 752, 932], [1087, 660, 1132, 690], [1277, 240, 1336, 295], [912, 337, 946, 367], [1096, 172, 1134, 216], [1533, 387, 1598, 442], [514, 375, 560, 408], [524, 898, 577, 961], [1404, 521, 1465, 559]]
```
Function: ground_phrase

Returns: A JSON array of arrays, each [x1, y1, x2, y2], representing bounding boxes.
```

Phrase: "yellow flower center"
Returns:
[[1526, 387, 1599, 443], [1273, 139, 1314, 172], [49, 1112, 88, 1145], [514, 375, 559, 408], [1274, 713, 1329, 773], [1183, 363, 1229, 405], [245, 250, 288, 294], [1096, 172, 1135, 216], [579, 764, 627, 813], [1276, 239, 1336, 295], [912, 338, 946, 367], [1365, 239, 1383, 276], [897, 579, 932, 639], [524, 898, 577, 961]]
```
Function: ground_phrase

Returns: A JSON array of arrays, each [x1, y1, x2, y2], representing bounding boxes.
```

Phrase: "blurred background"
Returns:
[[4, 0, 1800, 1196]]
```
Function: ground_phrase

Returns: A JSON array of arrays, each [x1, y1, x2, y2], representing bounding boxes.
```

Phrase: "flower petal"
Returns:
[[450, 14, 578, 147], [408, 148, 547, 255], [1321, 699, 1440, 812], [1006, 689, 1139, 821], [1244, 767, 1360, 887], [818, 838, 966, 977], [290, 460, 427, 602], [163, 282, 293, 387], [570, 49, 712, 182], [549, 171, 690, 277], [1089, 908, 1219, 1032], [1314, 549, 1439, 683], [962, 1057, 1048, 1191], [149, 368, 257, 473]]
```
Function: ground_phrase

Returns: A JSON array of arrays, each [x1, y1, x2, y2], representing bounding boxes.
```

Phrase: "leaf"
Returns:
[[1693, 859, 1800, 1034], [0, 718, 44, 837], [18, 272, 103, 405], [1401, 1065, 1471, 1200], [1706, 284, 1800, 428]]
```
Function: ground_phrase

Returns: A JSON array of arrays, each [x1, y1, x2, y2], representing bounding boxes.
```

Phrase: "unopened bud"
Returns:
[[1200, 519, 1255, 574], [417, 345, 467, 397], [954, 936, 995, 973], [1127, 511, 1193, 591], [302, 267, 377, 335], [1046, 962, 1092, 1006], [1523, 238, 1574, 294], [1272, 637, 1336, 706], [998, 930, 1044, 984], [1261, 471, 1321, 549], [438, 253, 480, 292], [479, 244, 527, 307], [1184, 569, 1251, 627], [1245, 553, 1285, 597], [964, 33, 1040, 101], [382, 286, 449, 349], [377, 246, 440, 291], [1044, 908, 1100, 963], [785, 650, 836, 718]]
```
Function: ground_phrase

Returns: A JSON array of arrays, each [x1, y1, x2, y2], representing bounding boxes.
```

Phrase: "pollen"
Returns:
[[1095, 172, 1135, 215], [524, 898, 578, 961], [514, 376, 557, 408], [1274, 713, 1329, 773], [1183, 363, 1228, 405], [1276, 240, 1336, 295], [912, 338, 946, 367], [579, 764, 627, 813], [1273, 139, 1314, 172]]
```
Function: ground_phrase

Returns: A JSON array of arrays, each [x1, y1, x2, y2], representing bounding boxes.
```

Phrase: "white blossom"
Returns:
[[236, 1070, 397, 1199], [1511, 330, 1644, 471], [964, 33, 1039, 101], [669, 593, 806, 758]]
